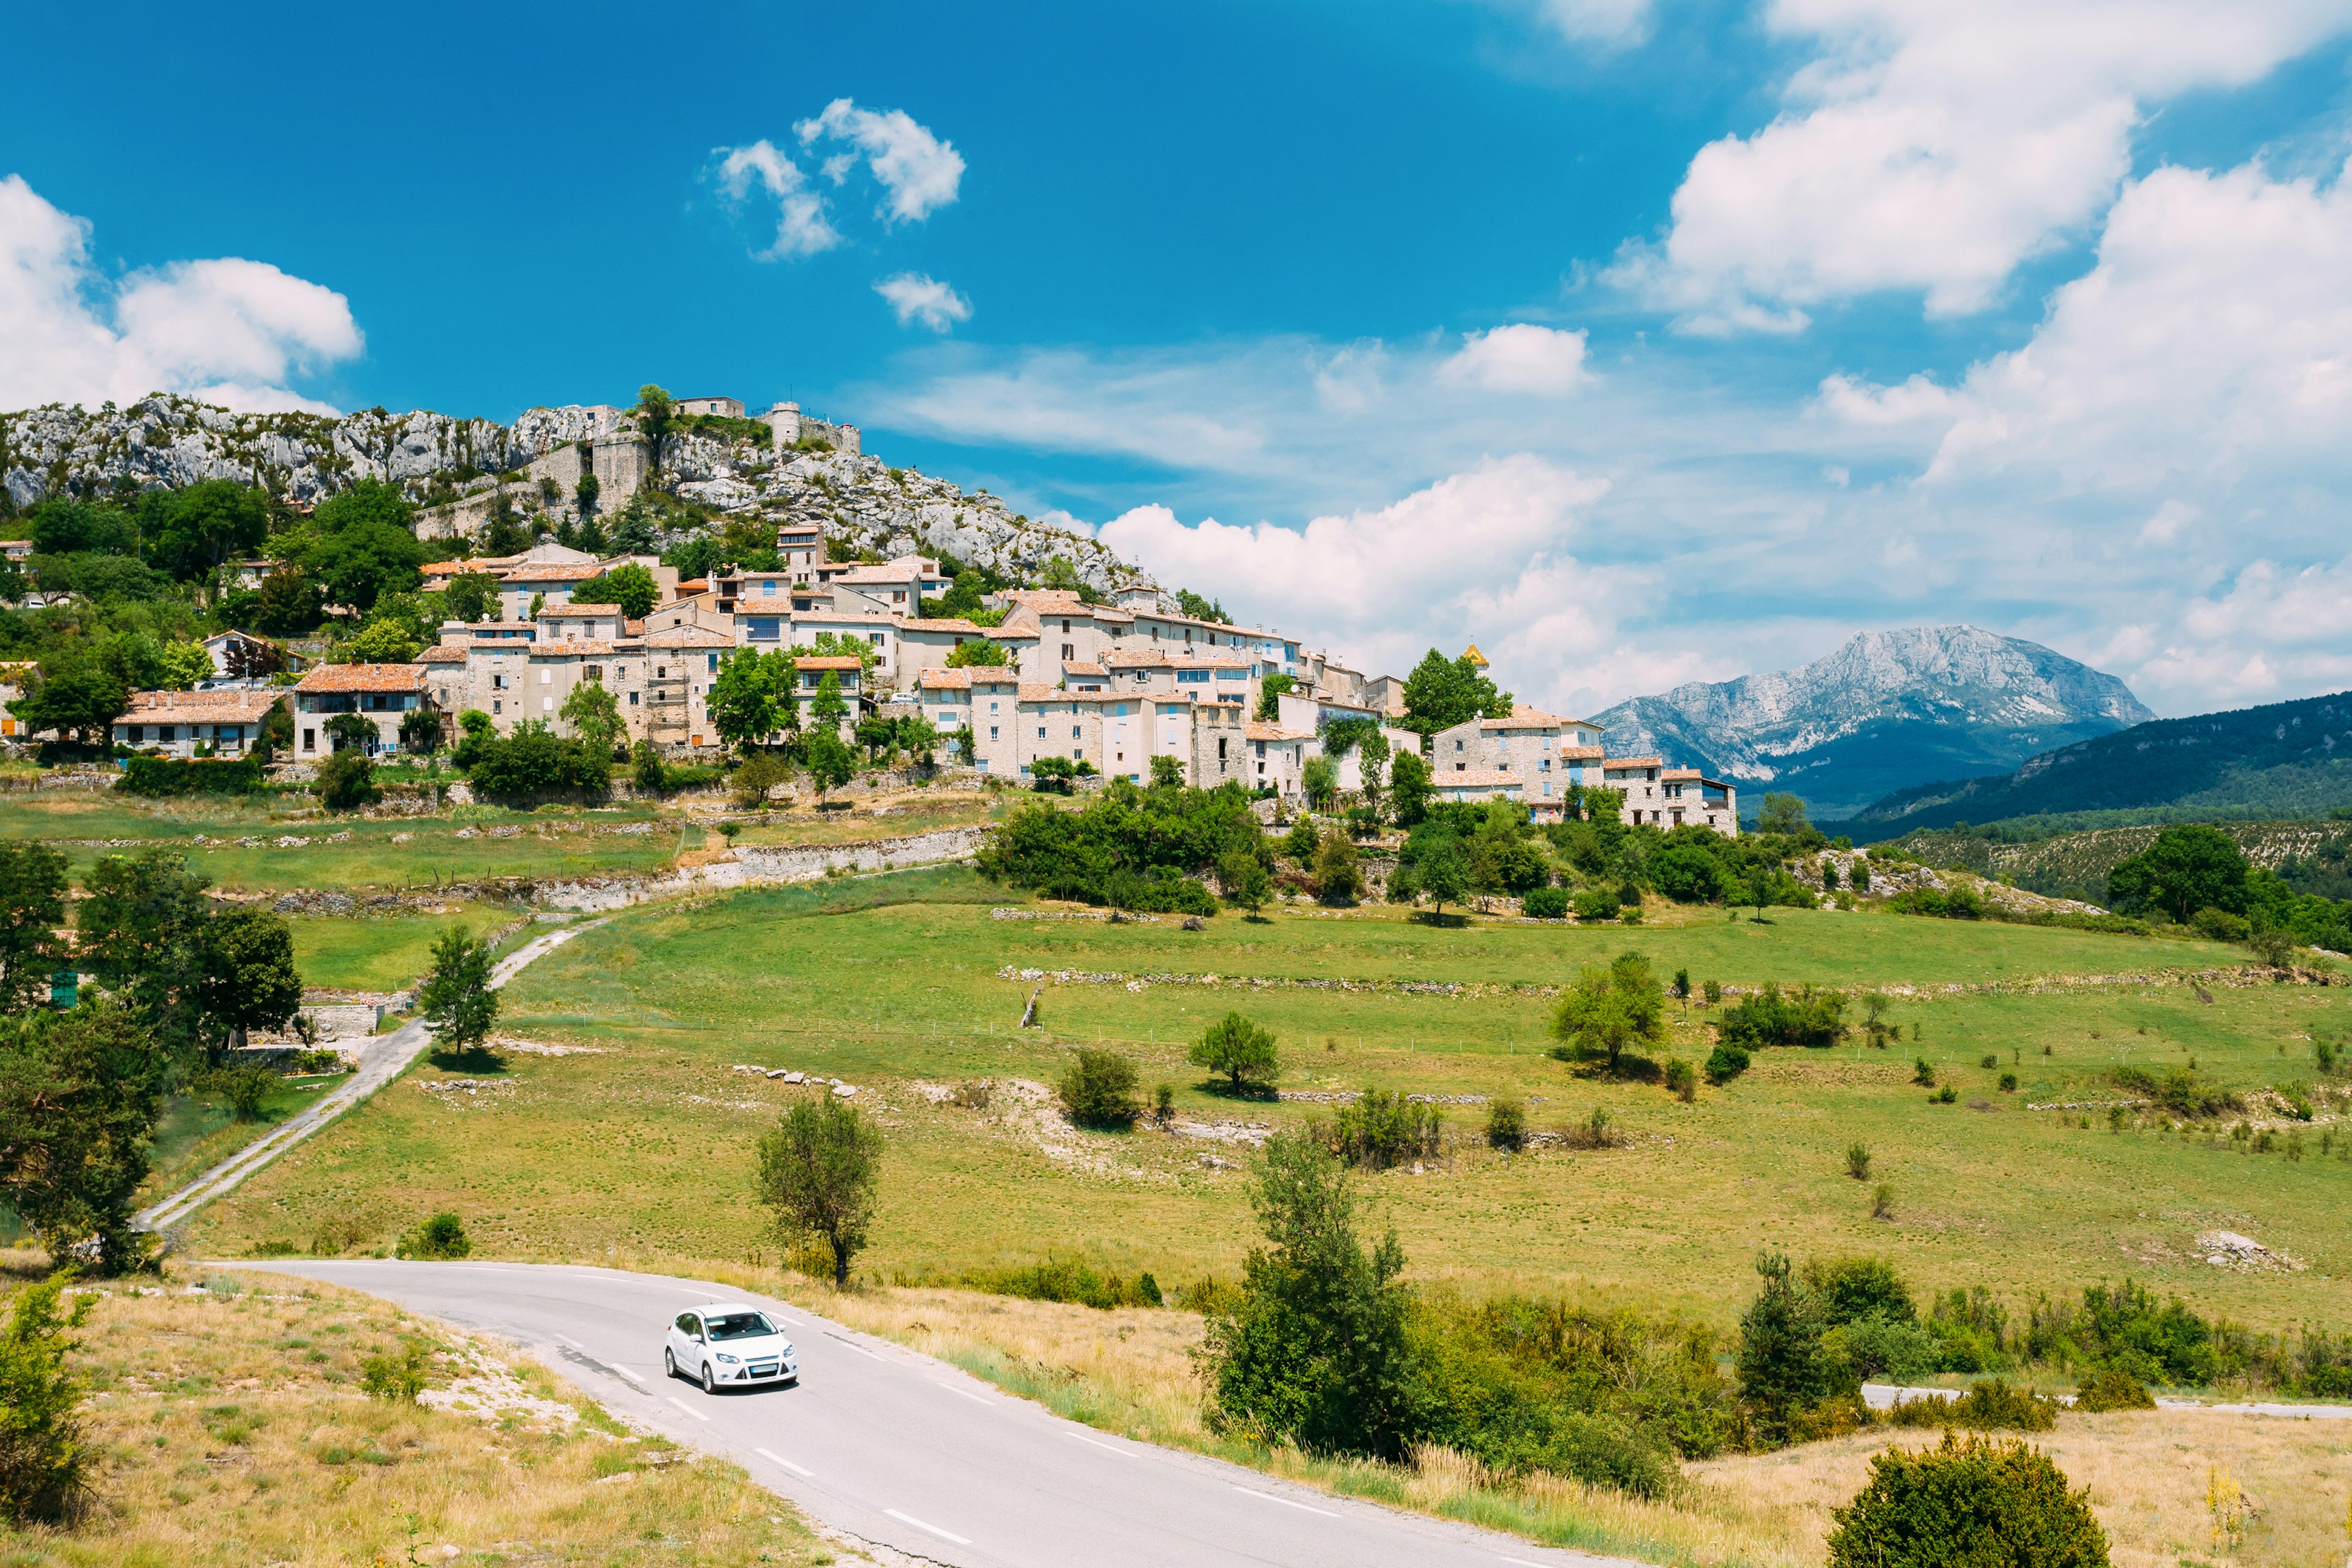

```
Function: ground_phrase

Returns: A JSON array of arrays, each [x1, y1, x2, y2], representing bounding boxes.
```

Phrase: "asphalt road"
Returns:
[[138, 920, 604, 1234], [229, 1259, 1641, 1568]]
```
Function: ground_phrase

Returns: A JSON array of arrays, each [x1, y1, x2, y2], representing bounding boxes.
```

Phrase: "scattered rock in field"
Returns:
[[781, 1071, 805, 1084], [1182, 916, 1205, 931], [392, 832, 413, 843], [275, 835, 310, 848], [489, 825, 521, 839], [2197, 1231, 2304, 1272], [494, 1038, 602, 1056], [832, 1082, 857, 1097], [1197, 1153, 1237, 1170], [455, 827, 479, 840]]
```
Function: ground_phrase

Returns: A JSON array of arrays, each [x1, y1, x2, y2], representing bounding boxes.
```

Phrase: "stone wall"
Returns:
[[536, 823, 989, 912], [592, 434, 650, 511]]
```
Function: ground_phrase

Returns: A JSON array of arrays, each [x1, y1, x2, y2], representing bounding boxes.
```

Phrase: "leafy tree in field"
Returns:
[[1387, 750, 1431, 826], [1218, 848, 1270, 911], [0, 843, 70, 1014], [895, 713, 940, 767], [803, 728, 856, 797], [340, 618, 421, 664], [0, 1003, 168, 1273], [76, 850, 213, 1063], [1390, 835, 1468, 918], [573, 563, 660, 619], [1255, 672, 1297, 722], [1300, 754, 1337, 810], [398, 705, 444, 755], [1028, 755, 1079, 794], [1756, 792, 1811, 836], [418, 929, 499, 1054], [467, 722, 609, 796], [854, 712, 897, 761], [317, 748, 378, 810], [1468, 818, 1549, 896], [1400, 648, 1512, 736], [442, 571, 500, 624], [6, 665, 127, 747], [1175, 588, 1228, 624], [808, 669, 849, 734], [148, 479, 266, 581], [560, 678, 625, 757], [1059, 1048, 1142, 1128], [756, 1097, 884, 1287], [2106, 824, 2252, 923], [0, 1270, 99, 1522], [1550, 951, 1666, 1074], [1314, 833, 1364, 905], [1826, 1433, 2111, 1568], [1189, 1012, 1281, 1095], [1736, 1251, 1849, 1446], [1201, 1129, 1420, 1458], [202, 908, 303, 1053], [708, 647, 787, 750]]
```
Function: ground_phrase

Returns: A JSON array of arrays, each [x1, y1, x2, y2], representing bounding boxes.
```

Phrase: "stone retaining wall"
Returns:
[[535, 824, 990, 912]]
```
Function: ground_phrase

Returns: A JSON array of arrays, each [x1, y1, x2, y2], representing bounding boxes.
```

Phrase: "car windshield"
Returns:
[[705, 1312, 777, 1342]]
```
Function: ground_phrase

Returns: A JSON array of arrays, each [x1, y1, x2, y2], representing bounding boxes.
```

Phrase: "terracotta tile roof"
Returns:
[[916, 668, 972, 690], [1436, 769, 1524, 789], [540, 603, 625, 617], [1062, 661, 1107, 677], [1662, 767, 1702, 780], [790, 609, 899, 625], [674, 579, 710, 597], [500, 563, 611, 582], [1603, 756, 1662, 769], [1003, 589, 1085, 608], [986, 623, 1039, 641], [1559, 745, 1604, 760], [1017, 683, 1064, 702], [121, 689, 283, 723], [530, 639, 638, 656], [296, 663, 426, 692], [899, 617, 986, 633], [1245, 722, 1316, 742], [644, 625, 736, 649], [1477, 708, 1581, 730], [793, 655, 864, 671], [418, 645, 469, 665], [832, 555, 943, 584]]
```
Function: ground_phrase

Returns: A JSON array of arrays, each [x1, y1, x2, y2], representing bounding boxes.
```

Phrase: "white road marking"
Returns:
[[555, 1333, 584, 1349], [1063, 1430, 1133, 1457], [1231, 1484, 1340, 1518], [886, 1507, 972, 1545], [612, 1365, 647, 1385], [666, 1396, 711, 1422], [930, 1379, 993, 1405], [1501, 1558, 1548, 1567], [756, 1446, 814, 1477]]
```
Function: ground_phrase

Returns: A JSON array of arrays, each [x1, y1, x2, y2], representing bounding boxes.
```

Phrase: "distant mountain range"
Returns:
[[1844, 688, 2352, 835], [1592, 627, 2153, 820]]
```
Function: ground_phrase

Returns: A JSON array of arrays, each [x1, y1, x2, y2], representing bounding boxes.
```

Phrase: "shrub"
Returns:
[[1325, 1088, 1444, 1169], [1913, 1058, 1937, 1087], [1717, 982, 1848, 1049], [1999, 1072, 2019, 1092], [316, 749, 378, 811], [1845, 1142, 1872, 1180], [1189, 1012, 1281, 1096], [960, 1257, 1165, 1310], [1663, 1057, 1697, 1101], [1549, 952, 1667, 1074], [359, 1342, 431, 1403], [2071, 1367, 2156, 1412], [1704, 1042, 1751, 1084], [0, 1274, 95, 1525], [1737, 1252, 1851, 1446], [1313, 833, 1363, 905], [2110, 1065, 2239, 1118], [1058, 1049, 1140, 1129], [1486, 1095, 1527, 1152], [728, 752, 791, 807], [2191, 906, 2250, 941], [200, 1064, 275, 1120], [949, 1079, 995, 1111], [1827, 1433, 2110, 1568], [1826, 1314, 1943, 1382], [1935, 1084, 1959, 1103], [1979, 1054, 2000, 1070], [397, 1212, 471, 1260], [117, 755, 262, 797], [467, 723, 609, 797], [1885, 1379, 2059, 1431], [1560, 1107, 1626, 1149], [1806, 1256, 1917, 1325], [1570, 890, 1618, 921], [1886, 884, 1987, 919], [1522, 885, 1569, 919]]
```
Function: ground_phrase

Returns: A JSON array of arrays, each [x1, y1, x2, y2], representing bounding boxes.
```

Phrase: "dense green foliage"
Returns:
[[957, 1257, 1165, 1310], [117, 755, 263, 796], [1716, 982, 1850, 1049], [0, 843, 71, 1014], [0, 1005, 169, 1273], [1398, 649, 1512, 736], [1549, 951, 1667, 1073], [978, 777, 1261, 910], [76, 850, 299, 1063], [1189, 1012, 1281, 1095], [1826, 1433, 2110, 1568], [1057, 1047, 1142, 1128], [0, 1273, 97, 1524], [756, 1097, 884, 1287], [464, 720, 611, 797], [571, 563, 660, 619], [418, 929, 499, 1053]]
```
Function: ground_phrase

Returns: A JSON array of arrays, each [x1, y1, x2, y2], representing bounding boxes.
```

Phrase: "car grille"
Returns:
[[747, 1362, 780, 1378]]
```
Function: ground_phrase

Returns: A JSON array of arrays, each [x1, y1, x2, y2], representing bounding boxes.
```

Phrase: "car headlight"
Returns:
[[715, 1354, 739, 1365]]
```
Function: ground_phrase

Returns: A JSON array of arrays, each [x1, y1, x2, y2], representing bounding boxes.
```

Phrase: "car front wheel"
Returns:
[[701, 1362, 717, 1395], [664, 1348, 677, 1379]]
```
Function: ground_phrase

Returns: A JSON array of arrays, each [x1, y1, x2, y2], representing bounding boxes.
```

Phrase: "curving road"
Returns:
[[138, 920, 605, 1234], [227, 1259, 1640, 1568]]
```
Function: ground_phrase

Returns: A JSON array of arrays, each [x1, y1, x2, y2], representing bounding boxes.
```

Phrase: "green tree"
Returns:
[[398, 705, 444, 755], [1399, 648, 1512, 736], [1468, 818, 1549, 896], [0, 1004, 168, 1273], [1757, 793, 1810, 836], [1283, 817, 1321, 866], [1549, 951, 1666, 1074], [808, 669, 849, 734], [1189, 1011, 1281, 1095], [317, 749, 378, 810], [155, 641, 212, 690], [450, 709, 497, 769], [1200, 1129, 1420, 1458], [417, 929, 499, 1054], [2105, 824, 2252, 924], [708, 647, 786, 750], [1300, 753, 1337, 810], [573, 562, 660, 619], [1314, 833, 1364, 905], [944, 638, 1010, 667], [1387, 750, 1432, 826], [1175, 588, 1228, 623], [442, 571, 500, 624], [1150, 753, 1186, 788], [6, 665, 127, 748], [0, 1271, 99, 1524], [148, 478, 266, 582], [802, 728, 856, 798], [323, 712, 376, 753], [247, 565, 324, 633], [1218, 848, 1270, 911], [1826, 1433, 2111, 1568], [1400, 836, 1469, 918], [297, 479, 427, 612], [574, 470, 602, 517], [1357, 730, 1391, 817], [631, 739, 669, 793], [1736, 1251, 1847, 1446], [1058, 1048, 1142, 1128], [202, 908, 303, 1053], [560, 678, 625, 757], [1256, 672, 1297, 722], [633, 385, 677, 475], [76, 851, 215, 1065], [0, 843, 70, 1014], [340, 617, 421, 664], [756, 1097, 884, 1287]]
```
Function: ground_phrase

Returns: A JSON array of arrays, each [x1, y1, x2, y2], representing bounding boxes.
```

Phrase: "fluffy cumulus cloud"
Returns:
[[0, 175, 360, 413], [796, 99, 965, 223], [1098, 456, 1707, 715], [1616, 0, 2352, 328], [1437, 324, 1593, 396], [874, 273, 973, 333], [714, 140, 842, 258]]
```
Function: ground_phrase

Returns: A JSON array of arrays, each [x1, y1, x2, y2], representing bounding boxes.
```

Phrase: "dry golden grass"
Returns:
[[1689, 1412, 2352, 1568], [0, 1267, 847, 1567]]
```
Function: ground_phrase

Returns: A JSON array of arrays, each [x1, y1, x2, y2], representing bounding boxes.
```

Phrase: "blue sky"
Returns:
[[8, 0, 2352, 720]]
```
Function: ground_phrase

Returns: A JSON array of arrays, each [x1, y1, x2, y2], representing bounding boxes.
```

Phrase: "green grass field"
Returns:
[[285, 907, 522, 992], [198, 873, 2352, 1336]]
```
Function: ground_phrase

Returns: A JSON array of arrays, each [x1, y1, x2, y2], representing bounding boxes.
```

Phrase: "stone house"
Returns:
[[675, 396, 744, 418], [643, 625, 734, 753], [113, 689, 284, 757], [1603, 757, 1668, 824], [1245, 720, 1317, 797], [1017, 684, 1105, 777], [1431, 708, 1606, 820], [788, 655, 865, 741], [821, 555, 952, 612], [200, 630, 304, 683], [960, 672, 1023, 775], [895, 617, 994, 684], [293, 664, 428, 756], [1431, 769, 1526, 809], [1660, 769, 1740, 835]]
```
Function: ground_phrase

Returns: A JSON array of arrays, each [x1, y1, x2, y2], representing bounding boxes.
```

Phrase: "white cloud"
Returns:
[[1438, 323, 1593, 396], [796, 99, 965, 224], [874, 273, 973, 333], [2137, 499, 2199, 546], [714, 140, 842, 258], [0, 175, 360, 413], [1617, 1, 2352, 326], [1532, 0, 1652, 44]]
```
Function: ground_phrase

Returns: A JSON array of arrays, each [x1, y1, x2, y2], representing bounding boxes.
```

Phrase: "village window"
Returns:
[[585, 666, 603, 683], [1061, 643, 1074, 660], [302, 727, 315, 752], [492, 699, 502, 714], [1061, 619, 1071, 633], [1071, 725, 1082, 739], [989, 726, 999, 740]]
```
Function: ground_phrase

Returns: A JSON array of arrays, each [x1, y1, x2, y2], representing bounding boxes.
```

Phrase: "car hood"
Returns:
[[715, 1335, 793, 1357]]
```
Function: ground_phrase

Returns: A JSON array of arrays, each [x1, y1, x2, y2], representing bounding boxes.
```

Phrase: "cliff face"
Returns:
[[0, 395, 1142, 593], [1593, 627, 2154, 819]]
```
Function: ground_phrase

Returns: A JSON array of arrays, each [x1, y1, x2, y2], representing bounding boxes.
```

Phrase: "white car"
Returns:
[[664, 1303, 799, 1393]]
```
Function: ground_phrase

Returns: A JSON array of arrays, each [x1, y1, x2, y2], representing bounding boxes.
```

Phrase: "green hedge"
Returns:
[[116, 755, 263, 796]]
